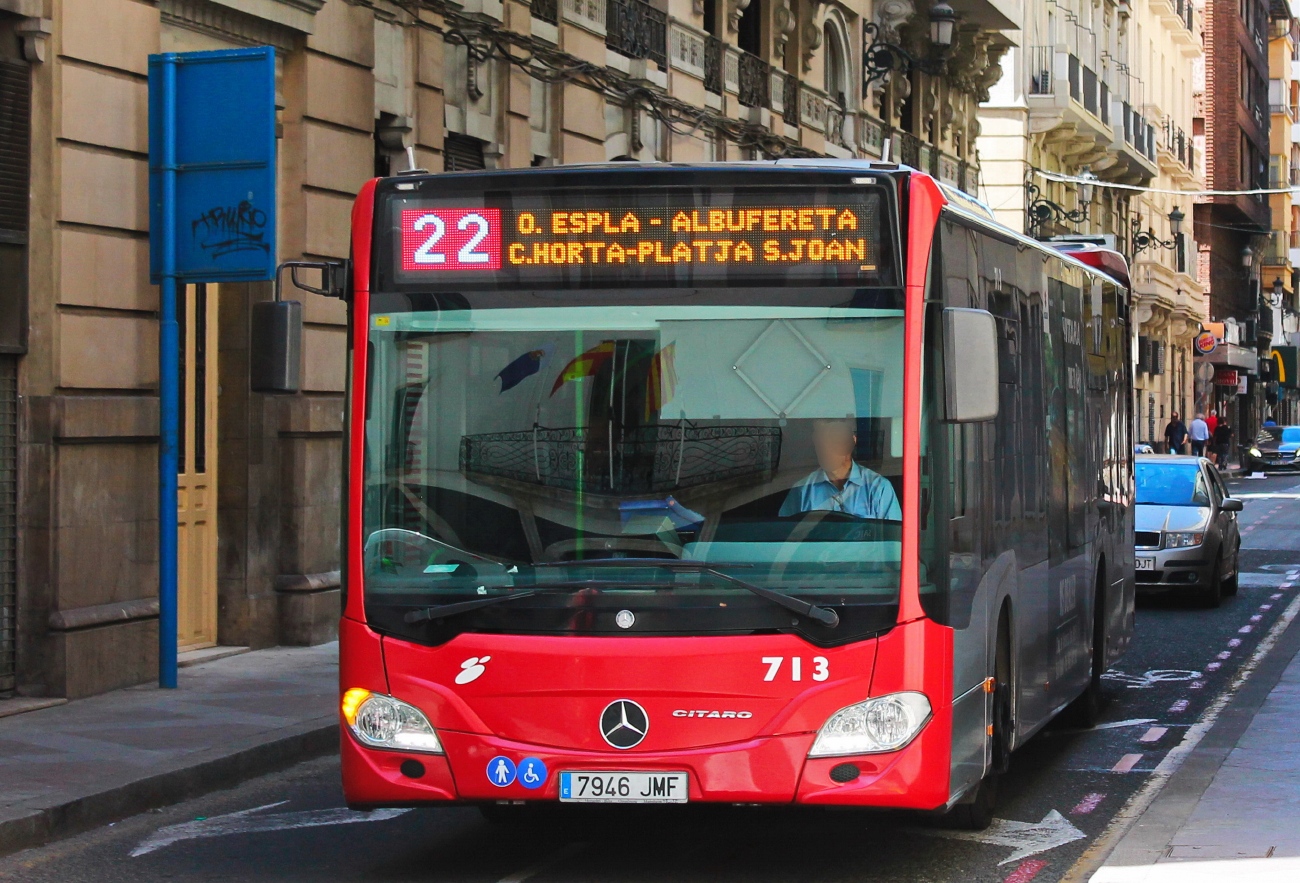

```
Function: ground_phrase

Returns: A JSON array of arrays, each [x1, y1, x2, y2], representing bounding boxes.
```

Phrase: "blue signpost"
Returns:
[[148, 47, 277, 687]]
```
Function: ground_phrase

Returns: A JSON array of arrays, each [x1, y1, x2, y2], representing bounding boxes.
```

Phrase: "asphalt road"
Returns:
[[5, 471, 1300, 883]]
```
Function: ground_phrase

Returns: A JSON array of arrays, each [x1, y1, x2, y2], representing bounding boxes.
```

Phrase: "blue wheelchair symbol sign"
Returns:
[[517, 757, 547, 790], [487, 756, 517, 787]]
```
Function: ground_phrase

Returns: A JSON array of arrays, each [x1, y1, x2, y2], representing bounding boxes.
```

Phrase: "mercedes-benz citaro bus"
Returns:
[[325, 160, 1135, 830]]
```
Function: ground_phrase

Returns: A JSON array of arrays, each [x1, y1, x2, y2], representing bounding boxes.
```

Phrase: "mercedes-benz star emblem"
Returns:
[[615, 609, 635, 629], [599, 699, 649, 749]]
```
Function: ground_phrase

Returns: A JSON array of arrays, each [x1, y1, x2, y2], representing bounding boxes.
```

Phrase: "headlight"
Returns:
[[1164, 531, 1204, 549], [341, 688, 443, 753], [808, 692, 932, 757], [1249, 447, 1262, 458]]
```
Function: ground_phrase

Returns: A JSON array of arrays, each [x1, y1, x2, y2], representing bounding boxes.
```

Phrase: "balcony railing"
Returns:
[[1271, 103, 1292, 117], [531, 0, 558, 24], [606, 0, 667, 69], [1175, 0, 1194, 31], [896, 130, 922, 169], [703, 34, 722, 95], [737, 50, 769, 108], [783, 73, 798, 123]]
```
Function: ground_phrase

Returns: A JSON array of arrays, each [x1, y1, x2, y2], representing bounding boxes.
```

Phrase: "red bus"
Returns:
[[324, 162, 1135, 828]]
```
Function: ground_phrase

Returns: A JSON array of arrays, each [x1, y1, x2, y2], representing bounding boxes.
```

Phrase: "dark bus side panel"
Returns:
[[930, 213, 1133, 751]]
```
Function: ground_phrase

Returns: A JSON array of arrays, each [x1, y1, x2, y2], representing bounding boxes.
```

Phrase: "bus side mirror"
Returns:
[[250, 299, 302, 393], [943, 307, 999, 423]]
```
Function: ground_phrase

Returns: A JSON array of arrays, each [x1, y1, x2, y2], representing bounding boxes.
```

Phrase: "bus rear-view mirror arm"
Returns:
[[250, 260, 350, 394], [942, 307, 1000, 423]]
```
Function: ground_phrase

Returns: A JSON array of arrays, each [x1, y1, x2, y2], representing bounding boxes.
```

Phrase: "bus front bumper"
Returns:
[[340, 717, 951, 810]]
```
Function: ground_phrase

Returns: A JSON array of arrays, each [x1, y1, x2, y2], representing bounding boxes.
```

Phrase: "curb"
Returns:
[[0, 718, 337, 858], [1061, 582, 1300, 881]]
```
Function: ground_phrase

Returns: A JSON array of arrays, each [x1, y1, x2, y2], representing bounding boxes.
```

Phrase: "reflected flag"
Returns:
[[550, 341, 616, 396], [496, 345, 553, 392], [644, 342, 678, 419]]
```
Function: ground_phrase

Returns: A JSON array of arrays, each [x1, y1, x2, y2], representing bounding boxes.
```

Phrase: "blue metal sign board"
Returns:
[[149, 47, 277, 283], [147, 46, 276, 689]]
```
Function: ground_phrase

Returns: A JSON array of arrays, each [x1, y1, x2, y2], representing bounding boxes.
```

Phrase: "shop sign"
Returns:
[[1269, 346, 1299, 390], [1194, 331, 1217, 355], [1214, 368, 1239, 387]]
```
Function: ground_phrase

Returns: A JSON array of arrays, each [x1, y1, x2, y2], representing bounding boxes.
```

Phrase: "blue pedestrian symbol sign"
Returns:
[[518, 757, 547, 790], [487, 756, 517, 787]]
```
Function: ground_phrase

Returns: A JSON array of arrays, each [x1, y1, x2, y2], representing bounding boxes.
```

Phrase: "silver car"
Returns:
[[1134, 455, 1243, 607]]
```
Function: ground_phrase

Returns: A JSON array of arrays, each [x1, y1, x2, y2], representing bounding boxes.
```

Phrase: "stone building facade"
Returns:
[[0, 0, 1017, 700], [978, 0, 1207, 449], [1192, 0, 1277, 445]]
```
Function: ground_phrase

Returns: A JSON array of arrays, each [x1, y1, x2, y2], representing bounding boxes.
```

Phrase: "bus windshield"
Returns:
[[363, 299, 905, 644]]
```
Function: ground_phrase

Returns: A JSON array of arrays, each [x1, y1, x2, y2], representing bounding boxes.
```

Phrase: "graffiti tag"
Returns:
[[191, 201, 270, 259]]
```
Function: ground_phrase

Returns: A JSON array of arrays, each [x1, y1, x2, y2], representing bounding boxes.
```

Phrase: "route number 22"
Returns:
[[762, 656, 829, 682], [400, 208, 502, 272]]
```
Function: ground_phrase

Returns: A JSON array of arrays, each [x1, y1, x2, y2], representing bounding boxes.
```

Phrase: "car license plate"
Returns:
[[559, 771, 689, 803], [1136, 557, 1155, 571]]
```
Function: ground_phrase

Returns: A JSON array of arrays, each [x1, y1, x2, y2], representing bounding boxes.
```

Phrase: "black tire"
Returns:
[[1199, 555, 1223, 608], [1063, 576, 1107, 728], [945, 773, 998, 831], [1224, 543, 1240, 596]]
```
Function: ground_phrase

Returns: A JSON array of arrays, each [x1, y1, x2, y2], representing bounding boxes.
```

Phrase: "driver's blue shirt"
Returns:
[[778, 461, 901, 521]]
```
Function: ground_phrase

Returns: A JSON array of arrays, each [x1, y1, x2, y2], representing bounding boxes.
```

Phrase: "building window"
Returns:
[[823, 22, 845, 106]]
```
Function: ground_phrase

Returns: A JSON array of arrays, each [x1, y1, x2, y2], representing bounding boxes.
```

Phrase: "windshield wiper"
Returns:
[[538, 558, 840, 628], [404, 591, 536, 624]]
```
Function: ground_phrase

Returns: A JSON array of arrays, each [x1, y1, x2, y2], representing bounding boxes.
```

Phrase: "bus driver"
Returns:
[[778, 417, 902, 521]]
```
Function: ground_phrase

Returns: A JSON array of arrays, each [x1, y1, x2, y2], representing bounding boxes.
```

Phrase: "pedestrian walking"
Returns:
[[1188, 413, 1210, 458], [1214, 419, 1234, 469], [1206, 411, 1218, 440], [1164, 413, 1188, 454]]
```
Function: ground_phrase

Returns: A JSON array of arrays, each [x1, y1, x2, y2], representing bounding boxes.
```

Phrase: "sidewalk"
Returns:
[[1090, 607, 1300, 881], [0, 643, 338, 857]]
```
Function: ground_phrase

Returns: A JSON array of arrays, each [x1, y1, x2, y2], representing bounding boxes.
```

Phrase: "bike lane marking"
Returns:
[[1060, 586, 1300, 882]]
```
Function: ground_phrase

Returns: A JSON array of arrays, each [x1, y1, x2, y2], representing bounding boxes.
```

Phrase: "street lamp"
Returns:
[[1270, 277, 1285, 308], [1242, 245, 1255, 272], [863, 1, 961, 86], [1025, 168, 1098, 238], [1131, 206, 1185, 255]]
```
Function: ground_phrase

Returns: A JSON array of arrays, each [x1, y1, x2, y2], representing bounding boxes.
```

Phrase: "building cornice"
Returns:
[[189, 0, 325, 35]]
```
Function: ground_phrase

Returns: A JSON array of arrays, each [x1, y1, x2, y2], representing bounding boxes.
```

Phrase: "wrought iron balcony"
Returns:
[[737, 50, 769, 109], [605, 0, 667, 69], [783, 73, 798, 123], [703, 34, 723, 95]]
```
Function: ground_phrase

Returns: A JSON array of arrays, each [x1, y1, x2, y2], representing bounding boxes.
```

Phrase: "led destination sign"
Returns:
[[388, 188, 892, 288]]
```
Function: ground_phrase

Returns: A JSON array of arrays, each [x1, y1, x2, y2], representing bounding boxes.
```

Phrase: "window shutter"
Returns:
[[0, 60, 30, 237], [443, 133, 486, 171]]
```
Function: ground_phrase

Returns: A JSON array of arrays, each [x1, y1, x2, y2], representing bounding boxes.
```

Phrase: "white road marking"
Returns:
[[1216, 650, 1231, 659], [130, 802, 411, 857], [496, 842, 589, 883], [1205, 662, 1221, 671], [920, 810, 1086, 865], [1060, 588, 1300, 883], [1228, 638, 1242, 647], [1138, 727, 1168, 743], [1168, 699, 1189, 713], [1111, 754, 1143, 773], [1239, 624, 1254, 633]]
